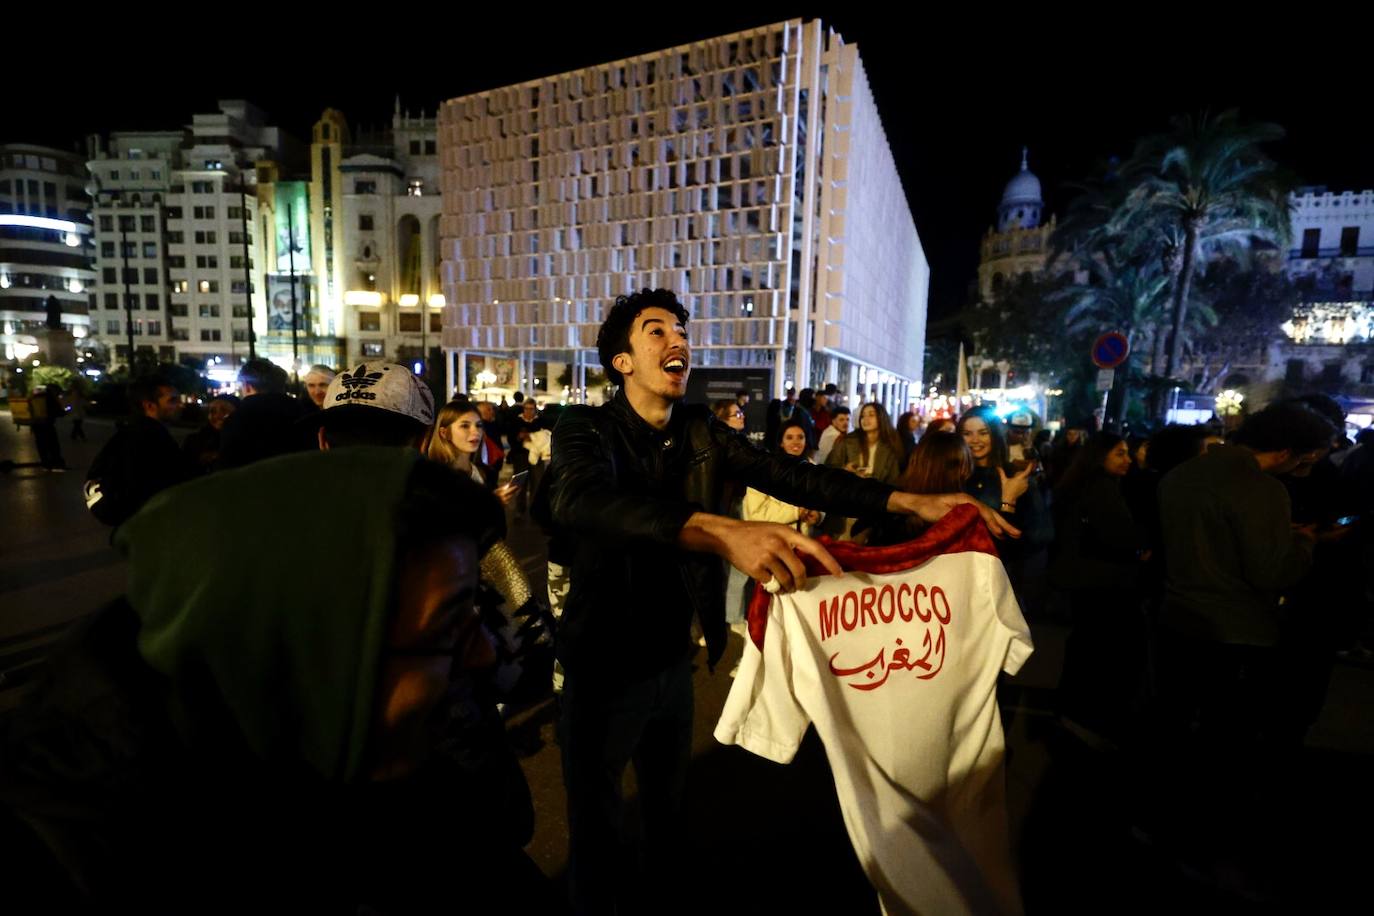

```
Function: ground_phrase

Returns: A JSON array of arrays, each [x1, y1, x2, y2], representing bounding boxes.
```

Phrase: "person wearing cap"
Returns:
[[311, 361, 436, 450], [302, 364, 337, 410], [1, 448, 561, 909], [312, 367, 555, 709], [216, 359, 316, 470], [1005, 410, 1038, 465], [546, 288, 1019, 913]]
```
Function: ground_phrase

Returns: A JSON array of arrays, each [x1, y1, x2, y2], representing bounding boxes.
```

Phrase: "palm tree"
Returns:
[[1052, 158, 1174, 378], [1052, 246, 1171, 425], [1119, 110, 1291, 380]]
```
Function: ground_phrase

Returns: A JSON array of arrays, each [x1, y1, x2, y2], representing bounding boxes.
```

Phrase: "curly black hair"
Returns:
[[595, 288, 689, 387], [1231, 401, 1336, 454]]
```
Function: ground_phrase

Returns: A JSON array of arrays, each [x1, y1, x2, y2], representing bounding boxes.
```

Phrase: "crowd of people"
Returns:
[[3, 286, 1371, 910]]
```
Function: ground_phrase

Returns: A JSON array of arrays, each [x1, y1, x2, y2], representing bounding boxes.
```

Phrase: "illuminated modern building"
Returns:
[[436, 19, 928, 411], [0, 145, 96, 377], [85, 101, 286, 377]]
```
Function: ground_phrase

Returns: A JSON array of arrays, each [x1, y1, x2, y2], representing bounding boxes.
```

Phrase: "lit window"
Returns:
[[199, 280, 211, 293]]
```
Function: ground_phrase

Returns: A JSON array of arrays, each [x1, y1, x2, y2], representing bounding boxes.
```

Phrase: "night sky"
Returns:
[[9, 9, 1369, 321]]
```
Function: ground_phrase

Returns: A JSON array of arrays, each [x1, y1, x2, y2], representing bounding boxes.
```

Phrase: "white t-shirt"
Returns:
[[715, 506, 1033, 916], [817, 424, 843, 464]]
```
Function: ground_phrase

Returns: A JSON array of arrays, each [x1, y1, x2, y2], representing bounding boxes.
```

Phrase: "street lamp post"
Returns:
[[238, 174, 256, 361], [119, 217, 135, 370], [286, 199, 299, 384]]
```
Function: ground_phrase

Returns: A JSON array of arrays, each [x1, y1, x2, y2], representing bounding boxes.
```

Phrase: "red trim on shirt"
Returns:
[[747, 504, 998, 651]]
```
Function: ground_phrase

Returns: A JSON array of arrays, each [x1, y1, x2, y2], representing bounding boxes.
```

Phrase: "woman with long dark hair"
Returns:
[[895, 411, 920, 462], [956, 406, 1035, 514], [901, 430, 975, 494], [861, 431, 974, 546], [821, 402, 903, 540], [958, 405, 1052, 614], [825, 401, 904, 484], [742, 419, 825, 534], [1049, 432, 1146, 746]]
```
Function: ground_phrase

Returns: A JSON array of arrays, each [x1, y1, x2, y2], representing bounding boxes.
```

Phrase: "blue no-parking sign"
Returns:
[[1091, 332, 1130, 370]]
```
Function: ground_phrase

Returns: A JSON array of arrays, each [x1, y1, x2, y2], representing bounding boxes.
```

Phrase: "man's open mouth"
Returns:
[[663, 357, 688, 375]]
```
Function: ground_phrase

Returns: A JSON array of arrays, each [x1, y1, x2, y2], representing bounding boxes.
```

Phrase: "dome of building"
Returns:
[[997, 148, 1043, 231], [1002, 165, 1041, 206]]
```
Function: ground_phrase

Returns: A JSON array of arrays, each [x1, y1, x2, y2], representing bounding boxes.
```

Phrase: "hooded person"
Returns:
[[0, 448, 559, 911], [308, 363, 555, 709]]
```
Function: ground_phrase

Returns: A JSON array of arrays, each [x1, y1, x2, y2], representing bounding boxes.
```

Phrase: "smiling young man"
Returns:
[[548, 288, 1015, 913]]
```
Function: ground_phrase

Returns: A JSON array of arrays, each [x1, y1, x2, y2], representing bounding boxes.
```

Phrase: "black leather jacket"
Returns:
[[548, 391, 894, 683]]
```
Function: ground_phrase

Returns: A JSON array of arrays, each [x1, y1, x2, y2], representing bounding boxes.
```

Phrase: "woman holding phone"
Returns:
[[825, 401, 903, 484], [428, 399, 520, 506], [427, 398, 551, 702], [820, 401, 903, 540]]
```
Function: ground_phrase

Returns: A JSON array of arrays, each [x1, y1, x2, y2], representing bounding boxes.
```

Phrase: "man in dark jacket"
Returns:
[[83, 376, 191, 526], [215, 358, 314, 469], [548, 288, 1016, 913], [29, 383, 67, 471], [1152, 401, 1336, 893]]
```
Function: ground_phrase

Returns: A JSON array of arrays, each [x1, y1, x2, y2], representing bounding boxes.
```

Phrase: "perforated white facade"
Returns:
[[437, 19, 926, 410]]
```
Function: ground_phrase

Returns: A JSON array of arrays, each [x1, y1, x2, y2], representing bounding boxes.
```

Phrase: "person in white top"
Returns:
[[816, 405, 850, 464], [716, 505, 1033, 916]]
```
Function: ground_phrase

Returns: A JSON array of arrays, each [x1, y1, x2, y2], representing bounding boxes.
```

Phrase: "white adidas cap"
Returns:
[[321, 362, 435, 427]]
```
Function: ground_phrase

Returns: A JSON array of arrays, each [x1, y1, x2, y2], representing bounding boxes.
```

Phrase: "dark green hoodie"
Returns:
[[115, 446, 417, 782], [0, 447, 553, 910]]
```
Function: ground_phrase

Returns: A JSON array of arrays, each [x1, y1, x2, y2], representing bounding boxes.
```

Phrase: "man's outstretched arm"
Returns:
[[717, 421, 1021, 540], [885, 491, 1021, 540], [678, 513, 842, 593]]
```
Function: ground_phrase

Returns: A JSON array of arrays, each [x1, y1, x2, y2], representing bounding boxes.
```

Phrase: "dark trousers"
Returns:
[[70, 418, 86, 441], [1057, 587, 1148, 742], [510, 451, 532, 514], [558, 655, 694, 916], [519, 462, 545, 517], [1145, 634, 1292, 857], [32, 423, 64, 469]]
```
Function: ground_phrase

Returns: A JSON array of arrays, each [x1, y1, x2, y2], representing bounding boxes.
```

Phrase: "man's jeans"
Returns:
[[558, 654, 693, 915]]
